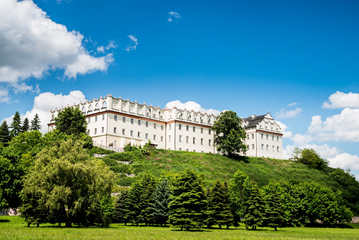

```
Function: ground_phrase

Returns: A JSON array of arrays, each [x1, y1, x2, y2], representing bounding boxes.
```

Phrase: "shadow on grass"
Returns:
[[305, 223, 355, 229], [0, 219, 10, 223], [230, 155, 250, 163]]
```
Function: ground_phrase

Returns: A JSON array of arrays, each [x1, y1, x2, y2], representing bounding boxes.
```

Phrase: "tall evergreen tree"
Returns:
[[263, 184, 286, 231], [168, 169, 207, 231], [0, 121, 10, 146], [30, 114, 41, 131], [244, 182, 265, 230], [138, 173, 157, 225], [148, 178, 172, 226], [22, 118, 30, 132], [113, 190, 129, 224], [125, 181, 143, 225], [222, 181, 234, 229], [10, 111, 22, 137]]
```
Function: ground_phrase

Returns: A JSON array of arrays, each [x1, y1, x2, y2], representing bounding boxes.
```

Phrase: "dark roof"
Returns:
[[243, 114, 266, 129]]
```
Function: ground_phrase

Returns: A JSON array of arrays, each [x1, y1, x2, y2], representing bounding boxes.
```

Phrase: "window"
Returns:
[[186, 136, 189, 143], [193, 150, 196, 152], [277, 136, 279, 141], [102, 127, 104, 133], [272, 135, 274, 141], [169, 125, 171, 130], [266, 134, 268, 140], [247, 135, 249, 140], [95, 116, 97, 122], [179, 148, 182, 151], [193, 126, 195, 132], [209, 139, 211, 146], [114, 115, 117, 121], [266, 145, 269, 150], [94, 128, 97, 134], [130, 130, 133, 136], [114, 127, 117, 133], [161, 125, 163, 130], [169, 135, 171, 142], [114, 140, 116, 146], [179, 135, 182, 142], [87, 129, 90, 135], [161, 136, 163, 142], [252, 134, 254, 139], [201, 138, 203, 145], [252, 144, 255, 150], [272, 145, 275, 151], [261, 144, 264, 150], [179, 124, 182, 130], [193, 137, 196, 144], [209, 129, 211, 134], [186, 149, 189, 151], [123, 117, 126, 123], [145, 133, 148, 139], [277, 146, 280, 152], [153, 135, 156, 140], [186, 125, 189, 131], [154, 123, 156, 129], [146, 122, 148, 127], [153, 114, 156, 118], [261, 133, 264, 139], [247, 145, 249, 149], [131, 119, 134, 124], [88, 117, 91, 123], [122, 129, 125, 135], [138, 132, 141, 137], [201, 128, 203, 133], [138, 120, 141, 126], [102, 115, 105, 121]]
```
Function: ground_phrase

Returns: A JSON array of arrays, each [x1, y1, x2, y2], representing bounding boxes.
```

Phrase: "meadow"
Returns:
[[1, 216, 359, 240]]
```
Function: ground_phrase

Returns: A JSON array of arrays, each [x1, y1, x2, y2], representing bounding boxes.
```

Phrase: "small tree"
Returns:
[[22, 118, 30, 132], [30, 114, 41, 131], [113, 190, 129, 224], [244, 182, 265, 230], [263, 184, 286, 231], [10, 111, 22, 137], [138, 173, 157, 225], [125, 181, 143, 225], [0, 121, 10, 147], [148, 178, 172, 226], [55, 107, 87, 135], [212, 111, 247, 157], [168, 169, 207, 230]]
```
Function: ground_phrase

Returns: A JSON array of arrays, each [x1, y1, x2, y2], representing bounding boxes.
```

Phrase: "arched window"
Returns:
[[88, 105, 93, 111], [51, 114, 55, 120], [208, 119, 211, 124], [178, 113, 183, 119], [102, 101, 107, 108], [187, 115, 191, 121], [82, 106, 86, 113], [95, 103, 99, 110]]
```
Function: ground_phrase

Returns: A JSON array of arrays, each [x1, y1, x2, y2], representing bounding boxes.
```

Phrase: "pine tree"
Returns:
[[221, 181, 234, 229], [244, 182, 265, 230], [113, 190, 129, 224], [22, 118, 30, 132], [263, 187, 286, 231], [31, 114, 41, 131], [138, 173, 157, 225], [0, 121, 10, 147], [168, 169, 207, 231], [10, 111, 22, 137], [124, 181, 142, 225], [148, 178, 172, 226]]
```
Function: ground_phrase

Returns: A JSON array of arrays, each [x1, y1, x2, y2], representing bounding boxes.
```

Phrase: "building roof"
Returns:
[[243, 114, 266, 129]]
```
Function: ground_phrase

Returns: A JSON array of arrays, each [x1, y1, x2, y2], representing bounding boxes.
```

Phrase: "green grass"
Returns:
[[1, 216, 359, 240]]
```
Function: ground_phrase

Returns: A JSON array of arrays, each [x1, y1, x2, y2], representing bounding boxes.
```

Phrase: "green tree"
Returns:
[[295, 148, 328, 170], [244, 182, 265, 230], [10, 111, 22, 137], [22, 118, 30, 132], [0, 121, 10, 147], [212, 110, 247, 157], [125, 181, 143, 225], [138, 173, 157, 225], [113, 190, 129, 224], [168, 169, 207, 231], [55, 107, 87, 135], [148, 178, 172, 226], [20, 140, 115, 227], [262, 183, 286, 231], [30, 114, 41, 131]]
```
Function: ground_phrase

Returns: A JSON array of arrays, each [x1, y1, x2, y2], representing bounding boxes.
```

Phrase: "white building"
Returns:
[[48, 94, 283, 158]]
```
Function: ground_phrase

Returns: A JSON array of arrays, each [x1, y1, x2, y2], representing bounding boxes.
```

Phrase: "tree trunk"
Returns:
[[58, 222, 61, 227], [27, 222, 30, 227], [219, 225, 221, 229], [275, 227, 277, 231], [65, 221, 72, 228], [37, 223, 39, 227]]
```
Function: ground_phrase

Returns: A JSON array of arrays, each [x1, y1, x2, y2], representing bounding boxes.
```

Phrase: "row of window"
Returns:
[[247, 144, 280, 152], [114, 115, 165, 130], [82, 101, 107, 113], [168, 135, 212, 146], [177, 124, 212, 134], [87, 115, 105, 123], [246, 133, 281, 142]]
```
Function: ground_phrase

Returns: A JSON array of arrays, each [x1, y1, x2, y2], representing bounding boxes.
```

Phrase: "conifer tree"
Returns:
[[244, 182, 265, 230], [31, 114, 41, 131], [221, 181, 234, 229], [113, 190, 129, 224], [168, 169, 207, 231], [124, 181, 143, 225], [10, 111, 22, 137], [138, 173, 157, 225], [22, 118, 30, 132], [148, 178, 172, 226], [0, 121, 10, 146], [263, 186, 286, 231]]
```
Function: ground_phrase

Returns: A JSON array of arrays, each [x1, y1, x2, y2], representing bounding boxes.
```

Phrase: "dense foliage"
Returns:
[[55, 107, 87, 135]]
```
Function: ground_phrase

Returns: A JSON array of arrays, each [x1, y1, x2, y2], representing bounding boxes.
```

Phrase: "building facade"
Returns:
[[48, 94, 283, 158]]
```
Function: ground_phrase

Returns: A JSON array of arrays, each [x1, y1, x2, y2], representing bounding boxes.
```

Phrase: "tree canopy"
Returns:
[[0, 121, 10, 147], [55, 107, 87, 135], [30, 114, 41, 131], [10, 111, 22, 137]]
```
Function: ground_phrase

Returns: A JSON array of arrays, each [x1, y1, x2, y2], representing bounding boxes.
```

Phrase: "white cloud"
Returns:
[[125, 35, 138, 52], [288, 102, 298, 106], [168, 11, 181, 22], [308, 108, 359, 142], [276, 108, 302, 119], [283, 143, 340, 160], [328, 153, 359, 171], [97, 40, 116, 54], [0, 88, 10, 103], [165, 100, 220, 115], [0, 0, 113, 97], [323, 91, 359, 109], [1, 90, 86, 133], [276, 121, 293, 138], [97, 46, 105, 53]]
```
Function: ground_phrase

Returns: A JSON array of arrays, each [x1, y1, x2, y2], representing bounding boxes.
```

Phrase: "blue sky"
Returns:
[[1, 0, 359, 177]]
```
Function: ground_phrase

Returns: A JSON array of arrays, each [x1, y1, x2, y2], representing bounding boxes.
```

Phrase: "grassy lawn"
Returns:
[[1, 216, 359, 240]]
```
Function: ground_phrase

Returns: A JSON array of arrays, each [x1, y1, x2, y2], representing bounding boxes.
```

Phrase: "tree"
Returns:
[[244, 182, 265, 230], [138, 173, 157, 225], [125, 181, 143, 225], [10, 111, 22, 137], [20, 140, 115, 227], [113, 190, 129, 224], [30, 114, 41, 131], [212, 110, 247, 157], [148, 178, 172, 226], [206, 180, 233, 229], [262, 183, 286, 231], [0, 121, 10, 147], [168, 169, 207, 230], [294, 148, 328, 170], [22, 118, 30, 132], [55, 107, 87, 135]]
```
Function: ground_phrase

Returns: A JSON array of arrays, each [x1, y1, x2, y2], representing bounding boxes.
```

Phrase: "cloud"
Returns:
[[97, 40, 116, 54], [288, 102, 298, 106], [165, 100, 220, 115], [1, 90, 86, 133], [283, 143, 340, 160], [0, 88, 10, 103], [276, 121, 293, 138], [328, 153, 359, 171], [97, 46, 105, 53], [323, 91, 359, 109], [0, 0, 113, 97], [125, 35, 138, 52], [168, 11, 180, 22], [276, 108, 302, 119], [308, 108, 359, 142]]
